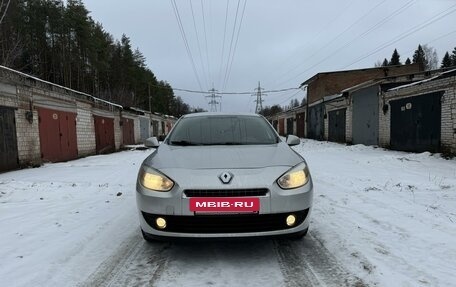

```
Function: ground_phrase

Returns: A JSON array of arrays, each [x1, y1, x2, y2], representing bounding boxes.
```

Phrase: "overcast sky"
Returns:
[[82, 0, 456, 112]]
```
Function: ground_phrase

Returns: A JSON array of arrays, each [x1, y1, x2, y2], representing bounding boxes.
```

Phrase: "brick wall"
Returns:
[[306, 64, 422, 105], [76, 102, 96, 156], [15, 86, 41, 166], [114, 114, 122, 149], [380, 75, 456, 153]]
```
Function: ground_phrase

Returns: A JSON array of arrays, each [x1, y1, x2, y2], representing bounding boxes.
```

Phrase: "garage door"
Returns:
[[38, 107, 78, 162], [94, 115, 115, 154], [352, 86, 379, 146], [139, 117, 150, 141], [278, 118, 285, 136], [286, 117, 294, 135], [390, 92, 442, 152], [308, 103, 324, 140], [122, 117, 135, 145], [0, 106, 19, 171], [296, 112, 305, 138], [328, 108, 346, 143]]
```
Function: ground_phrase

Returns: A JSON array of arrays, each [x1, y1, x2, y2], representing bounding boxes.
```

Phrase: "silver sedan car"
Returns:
[[136, 113, 313, 240]]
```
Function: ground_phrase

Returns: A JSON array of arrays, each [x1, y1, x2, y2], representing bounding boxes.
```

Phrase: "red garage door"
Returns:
[[38, 107, 78, 162], [94, 115, 115, 153]]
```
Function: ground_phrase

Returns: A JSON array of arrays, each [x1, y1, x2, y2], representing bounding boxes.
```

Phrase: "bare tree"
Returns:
[[422, 44, 439, 70], [0, 0, 11, 25]]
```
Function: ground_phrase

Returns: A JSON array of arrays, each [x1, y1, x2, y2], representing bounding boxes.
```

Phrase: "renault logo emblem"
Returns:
[[219, 172, 233, 184]]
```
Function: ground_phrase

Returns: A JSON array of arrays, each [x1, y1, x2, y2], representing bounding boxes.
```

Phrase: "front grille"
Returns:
[[142, 209, 309, 233], [184, 188, 269, 197]]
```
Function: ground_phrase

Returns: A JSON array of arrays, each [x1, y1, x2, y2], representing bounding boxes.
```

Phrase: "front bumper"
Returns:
[[136, 167, 313, 238]]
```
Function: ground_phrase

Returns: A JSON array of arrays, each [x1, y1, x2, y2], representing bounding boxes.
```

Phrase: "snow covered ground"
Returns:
[[295, 141, 456, 286], [0, 140, 455, 286]]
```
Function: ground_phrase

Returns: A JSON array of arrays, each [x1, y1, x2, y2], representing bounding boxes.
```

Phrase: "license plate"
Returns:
[[189, 197, 260, 213]]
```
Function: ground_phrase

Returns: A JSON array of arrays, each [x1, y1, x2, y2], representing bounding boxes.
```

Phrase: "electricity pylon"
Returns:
[[206, 87, 221, 112], [253, 82, 266, 114]]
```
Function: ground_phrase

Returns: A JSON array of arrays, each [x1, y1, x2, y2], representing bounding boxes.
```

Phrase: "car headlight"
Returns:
[[139, 167, 174, 192], [277, 162, 310, 189]]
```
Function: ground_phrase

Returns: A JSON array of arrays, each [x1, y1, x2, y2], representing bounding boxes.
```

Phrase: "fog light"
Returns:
[[155, 217, 167, 229], [286, 214, 296, 227]]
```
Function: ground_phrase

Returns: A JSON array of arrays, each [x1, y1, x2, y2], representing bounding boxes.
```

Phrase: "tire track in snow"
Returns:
[[274, 233, 367, 287], [82, 231, 366, 286], [79, 230, 171, 287]]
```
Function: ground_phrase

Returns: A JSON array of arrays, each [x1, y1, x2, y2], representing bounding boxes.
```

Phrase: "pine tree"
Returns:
[[441, 52, 452, 68], [451, 47, 456, 66], [405, 58, 411, 65], [389, 49, 401, 65], [412, 45, 428, 70], [0, 0, 189, 116], [382, 58, 389, 66]]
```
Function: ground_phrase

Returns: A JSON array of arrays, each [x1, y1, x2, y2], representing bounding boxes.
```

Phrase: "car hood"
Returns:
[[143, 142, 303, 169]]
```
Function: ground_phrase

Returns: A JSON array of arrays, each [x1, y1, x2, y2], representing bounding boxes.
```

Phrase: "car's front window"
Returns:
[[167, 115, 279, 146]]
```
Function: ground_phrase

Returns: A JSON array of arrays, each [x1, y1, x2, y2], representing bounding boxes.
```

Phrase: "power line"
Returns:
[[343, 2, 456, 69], [150, 83, 299, 95], [276, 0, 417, 88], [222, 0, 241, 89], [189, 0, 209, 89], [218, 0, 230, 88], [224, 0, 247, 90], [170, 0, 204, 92], [278, 89, 303, 106], [273, 0, 373, 86], [201, 0, 212, 85]]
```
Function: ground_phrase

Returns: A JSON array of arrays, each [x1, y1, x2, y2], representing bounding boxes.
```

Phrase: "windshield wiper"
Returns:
[[170, 140, 201, 146]]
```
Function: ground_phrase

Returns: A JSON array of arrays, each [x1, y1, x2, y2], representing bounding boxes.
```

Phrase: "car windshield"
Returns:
[[167, 115, 279, 146]]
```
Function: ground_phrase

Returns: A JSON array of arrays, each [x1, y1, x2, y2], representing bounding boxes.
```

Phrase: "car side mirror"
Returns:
[[286, 135, 300, 146], [144, 137, 160, 148]]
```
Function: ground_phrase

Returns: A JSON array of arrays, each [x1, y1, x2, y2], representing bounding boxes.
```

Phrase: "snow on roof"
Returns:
[[323, 93, 343, 102], [388, 68, 456, 92], [0, 65, 123, 109]]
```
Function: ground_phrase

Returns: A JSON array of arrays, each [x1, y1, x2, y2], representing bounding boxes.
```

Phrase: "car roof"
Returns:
[[181, 112, 262, 119]]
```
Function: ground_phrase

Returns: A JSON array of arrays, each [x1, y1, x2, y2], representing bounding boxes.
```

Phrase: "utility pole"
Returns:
[[206, 86, 221, 112], [148, 82, 152, 112], [253, 81, 266, 114]]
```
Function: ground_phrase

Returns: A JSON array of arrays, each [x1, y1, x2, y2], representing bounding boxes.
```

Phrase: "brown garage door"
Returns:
[[94, 115, 115, 153], [122, 117, 135, 145], [38, 107, 78, 162], [278, 118, 285, 136], [0, 106, 19, 172]]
